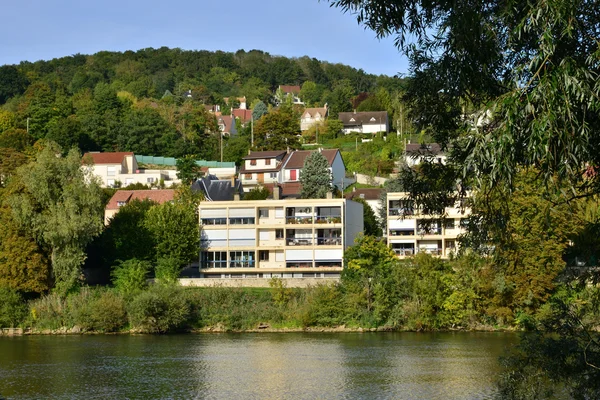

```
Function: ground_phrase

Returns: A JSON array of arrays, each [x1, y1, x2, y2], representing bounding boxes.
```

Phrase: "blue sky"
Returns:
[[0, 0, 408, 77]]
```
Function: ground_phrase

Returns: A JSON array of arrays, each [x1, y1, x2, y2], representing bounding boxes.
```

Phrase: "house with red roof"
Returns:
[[280, 149, 346, 190], [104, 189, 175, 224], [82, 152, 180, 188], [275, 85, 303, 106], [217, 115, 237, 136]]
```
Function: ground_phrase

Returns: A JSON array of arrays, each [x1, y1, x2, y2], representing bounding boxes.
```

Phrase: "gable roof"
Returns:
[[191, 175, 244, 201], [283, 149, 339, 169], [263, 182, 303, 199], [338, 111, 388, 126], [106, 189, 175, 210], [279, 85, 301, 94], [405, 143, 444, 156], [243, 150, 288, 160], [232, 109, 253, 123], [217, 115, 235, 133], [302, 107, 327, 118], [83, 152, 133, 165], [344, 188, 383, 201]]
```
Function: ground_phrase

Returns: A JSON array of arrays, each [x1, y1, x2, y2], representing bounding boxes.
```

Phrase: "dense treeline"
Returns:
[[0, 48, 405, 162]]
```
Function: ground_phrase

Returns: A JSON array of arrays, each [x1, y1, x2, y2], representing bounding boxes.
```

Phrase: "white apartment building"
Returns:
[[386, 192, 470, 258], [83, 152, 180, 188], [198, 198, 364, 279]]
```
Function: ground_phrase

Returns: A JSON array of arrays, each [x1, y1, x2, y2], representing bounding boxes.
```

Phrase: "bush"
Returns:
[[0, 287, 28, 328], [128, 285, 191, 333], [111, 258, 151, 295], [154, 257, 182, 284], [300, 284, 346, 327], [29, 292, 67, 330], [88, 290, 127, 332]]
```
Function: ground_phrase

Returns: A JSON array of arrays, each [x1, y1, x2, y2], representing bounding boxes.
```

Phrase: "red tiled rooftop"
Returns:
[[283, 149, 339, 169], [106, 189, 175, 210], [344, 188, 383, 201], [83, 152, 133, 165]]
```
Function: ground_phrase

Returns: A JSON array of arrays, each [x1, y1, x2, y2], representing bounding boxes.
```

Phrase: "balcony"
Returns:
[[314, 216, 342, 224], [286, 216, 313, 224], [393, 248, 415, 256], [316, 237, 342, 246], [417, 248, 443, 256], [389, 208, 414, 216], [286, 238, 313, 246]]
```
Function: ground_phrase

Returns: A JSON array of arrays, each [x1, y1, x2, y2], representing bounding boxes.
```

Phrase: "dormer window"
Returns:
[[250, 159, 257, 166], [265, 159, 271, 166], [370, 117, 376, 121], [359, 194, 365, 199], [349, 118, 355, 122], [117, 201, 126, 207]]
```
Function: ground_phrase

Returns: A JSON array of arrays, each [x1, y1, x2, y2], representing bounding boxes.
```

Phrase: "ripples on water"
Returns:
[[0, 332, 516, 399]]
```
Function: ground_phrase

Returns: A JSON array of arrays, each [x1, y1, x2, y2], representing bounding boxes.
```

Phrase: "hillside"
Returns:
[[0, 47, 407, 162]]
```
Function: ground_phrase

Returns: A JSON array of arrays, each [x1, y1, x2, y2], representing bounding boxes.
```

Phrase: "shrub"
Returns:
[[128, 285, 191, 333], [29, 292, 67, 330], [300, 284, 346, 327], [0, 287, 28, 328], [88, 290, 127, 332], [111, 259, 151, 295], [154, 257, 182, 284]]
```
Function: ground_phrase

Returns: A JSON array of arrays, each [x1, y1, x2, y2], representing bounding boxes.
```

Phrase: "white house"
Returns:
[[279, 149, 346, 191], [275, 85, 303, 105], [239, 150, 290, 192], [403, 143, 447, 167], [300, 106, 328, 131], [338, 111, 389, 134], [82, 152, 180, 188]]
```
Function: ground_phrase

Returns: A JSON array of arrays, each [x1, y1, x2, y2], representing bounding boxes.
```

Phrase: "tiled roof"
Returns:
[[83, 152, 133, 165], [283, 149, 339, 169], [338, 111, 388, 125], [405, 143, 444, 156], [232, 109, 253, 123], [302, 107, 327, 118], [243, 150, 288, 160], [344, 188, 383, 201], [106, 189, 175, 210], [279, 85, 301, 94], [217, 115, 235, 133], [263, 182, 302, 198], [191, 175, 243, 201]]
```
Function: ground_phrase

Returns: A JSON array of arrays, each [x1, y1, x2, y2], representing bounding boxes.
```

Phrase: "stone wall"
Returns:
[[178, 277, 340, 288]]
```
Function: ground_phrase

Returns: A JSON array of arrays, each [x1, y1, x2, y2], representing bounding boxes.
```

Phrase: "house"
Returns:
[[232, 108, 253, 125], [338, 111, 389, 134], [344, 187, 383, 217], [239, 150, 290, 192], [404, 143, 447, 167], [217, 115, 237, 136], [275, 85, 303, 105], [300, 106, 328, 131], [197, 197, 363, 279], [191, 175, 244, 201], [104, 189, 175, 224], [280, 149, 346, 190], [386, 192, 470, 258], [83, 152, 180, 188], [224, 96, 247, 110]]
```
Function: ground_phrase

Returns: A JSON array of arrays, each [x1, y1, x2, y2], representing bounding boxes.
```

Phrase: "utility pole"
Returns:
[[26, 117, 29, 134], [220, 133, 223, 163], [251, 115, 254, 147]]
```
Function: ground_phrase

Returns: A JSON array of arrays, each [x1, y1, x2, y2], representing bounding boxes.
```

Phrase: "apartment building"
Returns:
[[386, 192, 469, 258], [198, 198, 364, 279]]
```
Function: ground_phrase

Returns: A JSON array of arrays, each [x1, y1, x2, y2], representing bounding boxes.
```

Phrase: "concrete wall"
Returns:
[[179, 277, 339, 288], [355, 173, 388, 186]]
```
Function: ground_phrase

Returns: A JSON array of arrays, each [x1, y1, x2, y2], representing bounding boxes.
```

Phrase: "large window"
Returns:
[[201, 251, 227, 268], [229, 251, 255, 268], [201, 218, 227, 225], [259, 250, 269, 261], [229, 217, 255, 225]]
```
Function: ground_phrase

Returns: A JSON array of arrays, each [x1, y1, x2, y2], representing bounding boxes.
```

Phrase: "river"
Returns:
[[0, 332, 517, 399]]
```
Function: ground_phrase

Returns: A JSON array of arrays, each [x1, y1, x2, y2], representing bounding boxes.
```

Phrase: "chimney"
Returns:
[[353, 109, 356, 114], [326, 191, 333, 199], [231, 176, 235, 188], [234, 192, 240, 201], [352, 186, 356, 192], [248, 149, 252, 155], [273, 185, 281, 200]]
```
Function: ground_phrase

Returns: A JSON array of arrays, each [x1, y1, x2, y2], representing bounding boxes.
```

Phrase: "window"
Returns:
[[201, 251, 227, 268], [270, 172, 277, 179], [245, 174, 252, 180], [275, 229, 284, 239], [445, 219, 455, 229], [107, 166, 116, 177], [201, 218, 227, 225], [265, 159, 271, 165], [250, 159, 257, 166], [259, 209, 269, 218], [229, 217, 255, 225], [117, 201, 127, 207], [229, 251, 255, 268], [147, 177, 155, 183], [259, 250, 269, 261]]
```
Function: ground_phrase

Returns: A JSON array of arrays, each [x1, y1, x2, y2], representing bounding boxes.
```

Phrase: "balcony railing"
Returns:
[[229, 261, 255, 268], [316, 237, 342, 245], [389, 230, 415, 236], [286, 216, 313, 224], [286, 238, 313, 246], [314, 216, 342, 224], [389, 208, 414, 216], [417, 228, 442, 235], [417, 248, 443, 255], [393, 248, 414, 256]]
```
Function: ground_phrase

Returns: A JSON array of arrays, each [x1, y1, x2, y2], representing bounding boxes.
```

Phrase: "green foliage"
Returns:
[[111, 259, 151, 295], [269, 278, 294, 306], [8, 143, 104, 294], [0, 287, 28, 328], [244, 185, 270, 200], [300, 151, 332, 199], [127, 284, 191, 333], [253, 106, 301, 151], [252, 100, 268, 121], [154, 257, 182, 284], [176, 155, 201, 185], [351, 197, 382, 237]]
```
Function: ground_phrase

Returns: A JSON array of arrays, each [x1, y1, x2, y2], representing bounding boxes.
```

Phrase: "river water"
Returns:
[[0, 332, 516, 399]]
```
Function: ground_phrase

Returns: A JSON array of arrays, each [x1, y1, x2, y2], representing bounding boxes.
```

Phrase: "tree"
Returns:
[[351, 198, 382, 237], [244, 185, 270, 200], [252, 100, 268, 121], [176, 155, 201, 186], [144, 199, 199, 269], [300, 151, 332, 199], [252, 107, 301, 151], [0, 65, 28, 104], [8, 143, 104, 293]]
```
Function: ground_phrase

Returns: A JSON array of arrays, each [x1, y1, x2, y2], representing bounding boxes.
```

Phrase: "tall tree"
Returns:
[[8, 143, 104, 293], [252, 106, 301, 151], [300, 151, 332, 199]]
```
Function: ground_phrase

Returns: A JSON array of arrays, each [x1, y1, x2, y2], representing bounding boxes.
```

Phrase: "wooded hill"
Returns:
[[0, 47, 405, 161]]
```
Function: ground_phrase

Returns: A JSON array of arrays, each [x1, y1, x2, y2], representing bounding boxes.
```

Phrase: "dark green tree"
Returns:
[[300, 151, 332, 199], [176, 155, 201, 186], [351, 197, 382, 237], [244, 186, 270, 200], [253, 107, 301, 151], [252, 100, 268, 121]]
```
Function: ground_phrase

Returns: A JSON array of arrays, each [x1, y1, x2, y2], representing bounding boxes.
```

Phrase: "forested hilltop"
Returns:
[[0, 47, 405, 161]]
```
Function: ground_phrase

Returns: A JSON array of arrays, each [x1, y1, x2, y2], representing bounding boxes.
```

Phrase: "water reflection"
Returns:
[[0, 332, 516, 399]]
